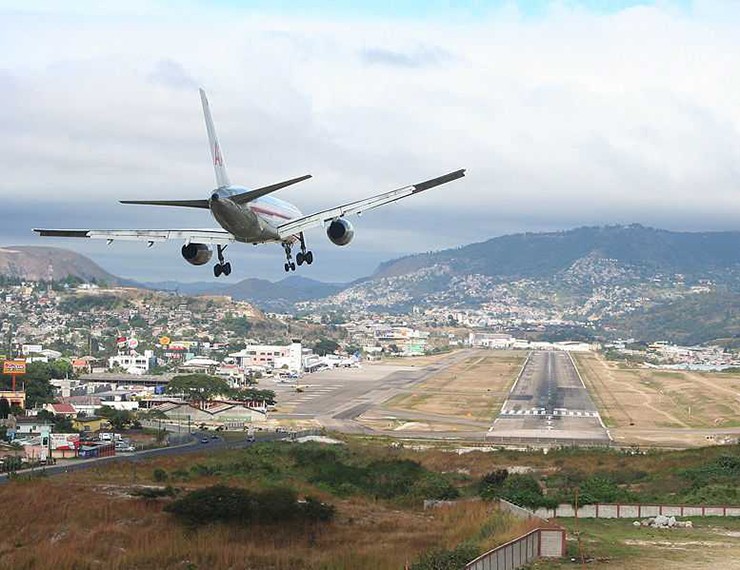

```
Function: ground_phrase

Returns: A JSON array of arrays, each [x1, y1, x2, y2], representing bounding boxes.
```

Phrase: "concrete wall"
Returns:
[[536, 503, 740, 519], [465, 530, 540, 570], [539, 529, 566, 557]]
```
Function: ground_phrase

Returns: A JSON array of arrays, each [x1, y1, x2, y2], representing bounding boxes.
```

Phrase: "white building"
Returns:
[[108, 350, 155, 374], [230, 341, 302, 373]]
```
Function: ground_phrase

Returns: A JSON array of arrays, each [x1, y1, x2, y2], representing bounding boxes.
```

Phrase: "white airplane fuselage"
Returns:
[[209, 186, 303, 244]]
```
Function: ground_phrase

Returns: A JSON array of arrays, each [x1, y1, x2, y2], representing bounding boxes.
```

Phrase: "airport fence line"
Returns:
[[534, 502, 740, 519], [465, 500, 566, 570], [485, 435, 612, 447]]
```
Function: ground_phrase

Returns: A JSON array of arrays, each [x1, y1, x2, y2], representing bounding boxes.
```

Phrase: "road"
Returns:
[[487, 351, 611, 446], [0, 429, 315, 485]]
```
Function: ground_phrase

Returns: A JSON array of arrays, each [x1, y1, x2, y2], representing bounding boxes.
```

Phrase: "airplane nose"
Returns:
[[211, 193, 219, 202]]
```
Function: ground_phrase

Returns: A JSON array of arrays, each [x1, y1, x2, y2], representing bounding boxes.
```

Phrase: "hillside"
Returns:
[[372, 225, 740, 280], [0, 246, 120, 284], [145, 275, 343, 311], [304, 225, 740, 343]]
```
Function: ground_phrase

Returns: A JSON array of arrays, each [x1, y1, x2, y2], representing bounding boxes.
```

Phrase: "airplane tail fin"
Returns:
[[200, 88, 231, 189]]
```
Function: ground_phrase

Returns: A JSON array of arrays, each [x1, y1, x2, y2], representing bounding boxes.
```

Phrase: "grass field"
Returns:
[[0, 443, 532, 570], [532, 518, 740, 569], [375, 351, 525, 427], [574, 353, 740, 446]]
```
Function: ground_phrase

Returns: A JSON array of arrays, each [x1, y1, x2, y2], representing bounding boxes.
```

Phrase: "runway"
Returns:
[[487, 351, 611, 446]]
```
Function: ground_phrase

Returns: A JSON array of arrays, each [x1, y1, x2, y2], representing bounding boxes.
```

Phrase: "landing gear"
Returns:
[[282, 242, 297, 272], [295, 232, 314, 266], [283, 234, 314, 272], [213, 245, 231, 278]]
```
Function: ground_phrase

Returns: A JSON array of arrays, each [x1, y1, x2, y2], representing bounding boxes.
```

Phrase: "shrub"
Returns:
[[152, 468, 168, 482], [165, 485, 335, 527], [578, 476, 623, 505], [410, 541, 480, 570], [479, 469, 509, 499], [498, 474, 546, 509]]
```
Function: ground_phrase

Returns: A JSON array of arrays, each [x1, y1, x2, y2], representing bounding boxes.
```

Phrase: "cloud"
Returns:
[[359, 45, 455, 68], [148, 59, 199, 90], [2, 2, 740, 282]]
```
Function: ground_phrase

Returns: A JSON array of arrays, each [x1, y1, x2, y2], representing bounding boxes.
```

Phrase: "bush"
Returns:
[[479, 469, 509, 499], [578, 476, 624, 505], [410, 541, 480, 570], [152, 468, 168, 482], [132, 485, 177, 499], [498, 474, 546, 509], [165, 485, 335, 527]]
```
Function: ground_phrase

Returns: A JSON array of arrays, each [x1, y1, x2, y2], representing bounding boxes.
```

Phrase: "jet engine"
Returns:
[[326, 218, 354, 246], [181, 243, 213, 266]]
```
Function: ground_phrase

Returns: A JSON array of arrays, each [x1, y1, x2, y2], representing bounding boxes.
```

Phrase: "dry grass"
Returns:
[[0, 452, 527, 570], [381, 351, 525, 423], [574, 353, 740, 446]]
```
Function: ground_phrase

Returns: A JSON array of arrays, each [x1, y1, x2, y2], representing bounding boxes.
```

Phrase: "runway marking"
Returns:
[[499, 408, 600, 418]]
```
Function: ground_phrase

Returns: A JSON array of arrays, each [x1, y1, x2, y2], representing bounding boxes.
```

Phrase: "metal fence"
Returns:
[[465, 528, 566, 570], [463, 499, 566, 570]]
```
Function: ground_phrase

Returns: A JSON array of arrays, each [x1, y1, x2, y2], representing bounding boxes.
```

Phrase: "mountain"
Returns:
[[372, 224, 740, 280], [0, 246, 343, 311], [144, 275, 344, 311], [0, 246, 121, 284], [304, 225, 740, 344]]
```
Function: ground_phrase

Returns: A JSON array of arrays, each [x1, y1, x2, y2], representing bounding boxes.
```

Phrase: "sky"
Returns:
[[2, 0, 740, 283]]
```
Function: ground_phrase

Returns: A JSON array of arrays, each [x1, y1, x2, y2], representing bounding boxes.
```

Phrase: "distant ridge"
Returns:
[[371, 224, 740, 280], [145, 274, 344, 310], [0, 246, 120, 283]]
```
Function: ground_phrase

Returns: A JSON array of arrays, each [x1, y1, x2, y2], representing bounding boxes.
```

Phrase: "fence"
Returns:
[[464, 500, 566, 570], [533, 503, 740, 519]]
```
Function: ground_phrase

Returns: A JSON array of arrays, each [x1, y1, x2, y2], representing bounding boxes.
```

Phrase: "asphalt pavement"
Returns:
[[487, 351, 611, 446]]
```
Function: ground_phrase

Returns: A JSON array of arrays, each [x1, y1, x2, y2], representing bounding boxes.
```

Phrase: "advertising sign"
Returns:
[[159, 336, 171, 346], [50, 433, 80, 451], [116, 336, 128, 348], [128, 338, 139, 349], [2, 360, 26, 375]]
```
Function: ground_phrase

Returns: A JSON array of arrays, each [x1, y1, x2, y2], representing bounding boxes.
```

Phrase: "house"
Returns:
[[43, 402, 77, 417], [13, 417, 53, 437], [72, 415, 109, 433], [0, 389, 26, 410], [148, 398, 268, 427]]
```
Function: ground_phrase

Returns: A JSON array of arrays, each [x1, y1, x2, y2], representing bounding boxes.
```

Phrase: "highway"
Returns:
[[487, 351, 611, 445]]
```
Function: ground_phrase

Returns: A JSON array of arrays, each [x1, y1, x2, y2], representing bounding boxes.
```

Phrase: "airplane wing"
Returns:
[[33, 228, 235, 245], [276, 169, 465, 240]]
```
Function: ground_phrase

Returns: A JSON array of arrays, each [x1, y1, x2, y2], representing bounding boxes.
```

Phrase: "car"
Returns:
[[200, 438, 209, 444], [210, 434, 219, 439]]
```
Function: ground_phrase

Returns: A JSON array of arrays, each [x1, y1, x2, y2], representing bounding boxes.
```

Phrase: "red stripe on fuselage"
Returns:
[[250, 205, 293, 220]]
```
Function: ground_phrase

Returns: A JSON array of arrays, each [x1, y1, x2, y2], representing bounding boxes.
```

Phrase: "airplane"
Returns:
[[35, 89, 466, 278]]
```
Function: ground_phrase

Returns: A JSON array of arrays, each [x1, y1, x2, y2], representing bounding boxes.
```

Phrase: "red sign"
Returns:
[[3, 360, 26, 375]]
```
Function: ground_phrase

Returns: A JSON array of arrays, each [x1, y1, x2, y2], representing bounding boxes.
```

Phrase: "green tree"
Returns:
[[37, 409, 76, 433], [97, 406, 139, 430], [165, 374, 230, 402], [230, 388, 276, 405], [0, 397, 9, 419], [23, 362, 55, 408], [312, 338, 339, 356]]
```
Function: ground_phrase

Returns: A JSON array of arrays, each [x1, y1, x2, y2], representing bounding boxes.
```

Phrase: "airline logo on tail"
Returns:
[[214, 141, 223, 166]]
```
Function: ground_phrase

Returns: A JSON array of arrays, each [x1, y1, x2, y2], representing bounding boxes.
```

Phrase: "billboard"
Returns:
[[2, 360, 26, 375], [50, 433, 80, 451]]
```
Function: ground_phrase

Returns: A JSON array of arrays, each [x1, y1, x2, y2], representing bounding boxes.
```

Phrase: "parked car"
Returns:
[[200, 438, 209, 444]]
